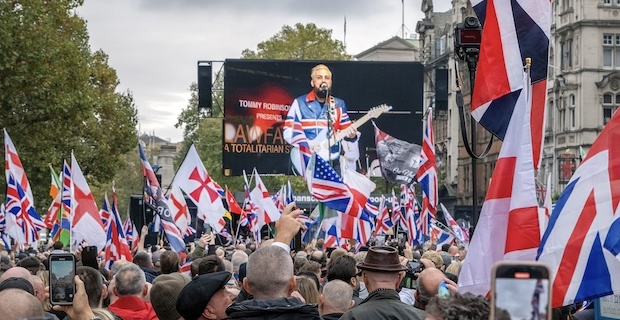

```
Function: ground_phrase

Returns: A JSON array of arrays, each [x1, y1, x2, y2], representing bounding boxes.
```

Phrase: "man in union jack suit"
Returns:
[[283, 64, 358, 175]]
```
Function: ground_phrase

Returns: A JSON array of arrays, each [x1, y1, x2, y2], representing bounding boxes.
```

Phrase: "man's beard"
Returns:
[[315, 87, 329, 100]]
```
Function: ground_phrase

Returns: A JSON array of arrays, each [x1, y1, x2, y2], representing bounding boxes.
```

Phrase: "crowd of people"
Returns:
[[0, 208, 604, 320], [0, 203, 596, 319]]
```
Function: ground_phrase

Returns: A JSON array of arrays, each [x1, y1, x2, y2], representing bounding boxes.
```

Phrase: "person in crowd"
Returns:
[[76, 266, 108, 309], [191, 233, 217, 260], [319, 280, 354, 320], [17, 256, 43, 275], [226, 202, 320, 320], [151, 272, 190, 320], [424, 292, 490, 320], [176, 271, 237, 320], [294, 256, 308, 274], [299, 260, 322, 286], [133, 252, 159, 283], [339, 246, 425, 320], [231, 250, 248, 280], [414, 267, 457, 311], [160, 250, 180, 274], [295, 274, 320, 305], [353, 251, 369, 299], [0, 288, 45, 320], [190, 257, 203, 278], [327, 248, 347, 267], [283, 64, 358, 175], [198, 255, 225, 275], [1, 266, 60, 319], [444, 261, 462, 284], [51, 241, 65, 253], [107, 263, 158, 320], [421, 251, 445, 271], [325, 255, 363, 306], [150, 249, 162, 272]]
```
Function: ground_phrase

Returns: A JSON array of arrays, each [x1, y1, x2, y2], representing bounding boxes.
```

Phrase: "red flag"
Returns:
[[226, 188, 243, 215]]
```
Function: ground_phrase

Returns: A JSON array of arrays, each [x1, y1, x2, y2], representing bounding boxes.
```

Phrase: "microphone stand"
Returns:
[[323, 85, 335, 168]]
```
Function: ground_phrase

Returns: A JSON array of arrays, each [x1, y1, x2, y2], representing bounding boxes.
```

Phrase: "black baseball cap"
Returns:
[[176, 271, 231, 320]]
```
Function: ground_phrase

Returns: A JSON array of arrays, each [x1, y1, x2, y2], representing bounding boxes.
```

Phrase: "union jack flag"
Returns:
[[323, 218, 342, 249], [390, 190, 404, 229], [471, 0, 550, 168], [104, 189, 133, 270], [138, 143, 160, 209], [180, 260, 192, 278], [219, 228, 233, 243], [0, 203, 5, 233], [138, 144, 185, 252], [430, 224, 454, 248], [417, 107, 437, 237], [460, 71, 542, 296], [537, 109, 620, 307], [373, 195, 393, 236], [5, 173, 46, 245], [124, 216, 140, 251], [440, 203, 469, 246], [306, 153, 369, 222], [241, 170, 259, 238], [289, 111, 313, 176], [4, 130, 34, 206]]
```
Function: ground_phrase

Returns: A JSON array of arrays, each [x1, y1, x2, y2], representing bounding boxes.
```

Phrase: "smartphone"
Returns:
[[49, 253, 76, 305], [204, 224, 213, 235], [81, 245, 98, 269], [491, 261, 552, 320]]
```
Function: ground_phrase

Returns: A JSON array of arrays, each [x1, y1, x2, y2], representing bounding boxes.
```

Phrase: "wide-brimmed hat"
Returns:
[[357, 246, 407, 272]]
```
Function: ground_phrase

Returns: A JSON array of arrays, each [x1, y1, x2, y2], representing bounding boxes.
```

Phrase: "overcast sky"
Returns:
[[77, 0, 451, 142]]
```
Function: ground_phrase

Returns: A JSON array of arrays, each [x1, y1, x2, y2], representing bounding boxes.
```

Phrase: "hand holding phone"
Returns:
[[491, 261, 552, 320], [49, 253, 76, 305]]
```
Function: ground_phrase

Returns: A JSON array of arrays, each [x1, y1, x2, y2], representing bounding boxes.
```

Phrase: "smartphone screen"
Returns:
[[49, 253, 76, 305], [491, 262, 551, 320]]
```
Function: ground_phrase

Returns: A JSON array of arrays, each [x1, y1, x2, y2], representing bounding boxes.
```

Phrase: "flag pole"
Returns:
[[163, 143, 194, 196]]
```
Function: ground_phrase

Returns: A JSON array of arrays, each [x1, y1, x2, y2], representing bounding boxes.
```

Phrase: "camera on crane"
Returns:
[[454, 16, 482, 62]]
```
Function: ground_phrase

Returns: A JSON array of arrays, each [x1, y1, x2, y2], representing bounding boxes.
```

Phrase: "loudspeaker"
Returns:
[[435, 68, 448, 110], [128, 195, 158, 247], [197, 61, 212, 110]]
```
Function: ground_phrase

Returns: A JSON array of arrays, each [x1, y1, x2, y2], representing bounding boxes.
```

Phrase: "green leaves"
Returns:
[[0, 1, 138, 210], [242, 23, 350, 60]]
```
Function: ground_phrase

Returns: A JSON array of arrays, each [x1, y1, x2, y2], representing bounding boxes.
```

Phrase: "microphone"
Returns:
[[320, 82, 329, 91]]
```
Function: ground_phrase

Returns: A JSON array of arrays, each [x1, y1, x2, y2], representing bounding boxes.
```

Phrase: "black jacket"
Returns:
[[226, 297, 321, 320], [321, 313, 344, 320], [339, 289, 425, 320], [140, 266, 158, 283]]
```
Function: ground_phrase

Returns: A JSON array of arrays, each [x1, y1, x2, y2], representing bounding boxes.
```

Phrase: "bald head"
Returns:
[[0, 288, 44, 320], [416, 267, 448, 310], [0, 267, 31, 282], [320, 280, 354, 315]]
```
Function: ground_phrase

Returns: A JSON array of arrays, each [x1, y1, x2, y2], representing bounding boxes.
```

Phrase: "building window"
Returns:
[[567, 39, 572, 68], [558, 97, 566, 131], [603, 92, 619, 124], [440, 35, 446, 55], [569, 94, 576, 128], [604, 0, 611, 4], [603, 34, 620, 68]]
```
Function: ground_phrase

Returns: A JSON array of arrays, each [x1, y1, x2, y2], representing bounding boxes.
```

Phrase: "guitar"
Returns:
[[290, 104, 393, 174]]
